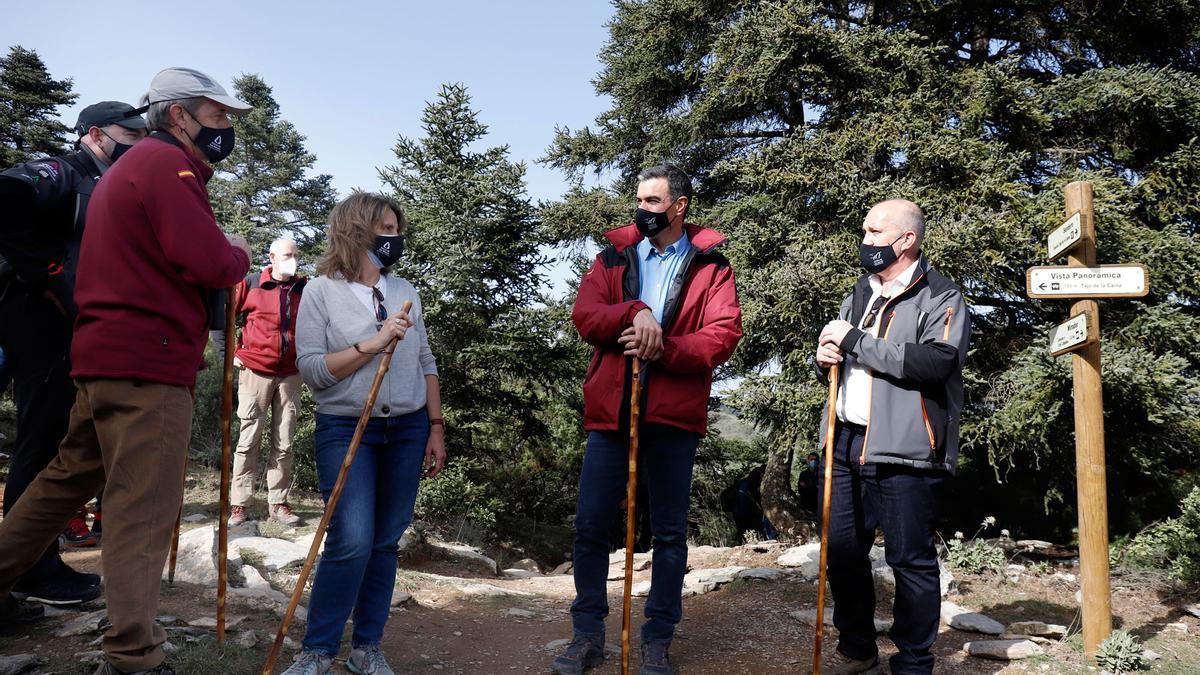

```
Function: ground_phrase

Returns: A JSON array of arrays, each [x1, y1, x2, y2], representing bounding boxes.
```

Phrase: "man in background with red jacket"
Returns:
[[211, 237, 307, 526], [550, 164, 742, 675], [0, 67, 252, 675]]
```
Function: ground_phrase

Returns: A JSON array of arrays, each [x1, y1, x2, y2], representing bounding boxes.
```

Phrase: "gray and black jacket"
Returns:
[[816, 255, 970, 473]]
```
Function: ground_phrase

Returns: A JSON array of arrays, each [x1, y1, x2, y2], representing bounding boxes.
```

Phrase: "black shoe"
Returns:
[[549, 634, 605, 674], [0, 594, 46, 628], [60, 563, 102, 588], [640, 641, 673, 675], [12, 572, 102, 605]]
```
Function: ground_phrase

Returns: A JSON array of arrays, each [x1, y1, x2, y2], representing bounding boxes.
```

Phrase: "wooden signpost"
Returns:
[[1025, 181, 1149, 658]]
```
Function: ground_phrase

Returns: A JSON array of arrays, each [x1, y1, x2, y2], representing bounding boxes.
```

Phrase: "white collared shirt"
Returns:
[[837, 259, 921, 425], [348, 279, 386, 318]]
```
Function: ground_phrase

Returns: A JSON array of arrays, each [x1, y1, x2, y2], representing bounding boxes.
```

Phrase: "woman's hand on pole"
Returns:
[[368, 308, 412, 351]]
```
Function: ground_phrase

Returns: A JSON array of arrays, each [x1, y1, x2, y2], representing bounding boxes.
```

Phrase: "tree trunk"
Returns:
[[761, 442, 817, 541]]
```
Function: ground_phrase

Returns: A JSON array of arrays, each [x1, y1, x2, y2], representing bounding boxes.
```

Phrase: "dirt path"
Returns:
[[2, 480, 1198, 674]]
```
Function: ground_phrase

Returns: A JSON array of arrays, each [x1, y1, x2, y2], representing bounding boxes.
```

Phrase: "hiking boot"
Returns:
[[228, 505, 248, 526], [12, 571, 102, 605], [63, 508, 99, 548], [347, 645, 395, 674], [60, 563, 102, 588], [270, 503, 302, 526], [91, 508, 103, 536], [639, 641, 673, 675], [93, 661, 175, 674], [820, 651, 880, 675], [549, 634, 605, 674], [280, 649, 334, 675], [0, 594, 45, 628]]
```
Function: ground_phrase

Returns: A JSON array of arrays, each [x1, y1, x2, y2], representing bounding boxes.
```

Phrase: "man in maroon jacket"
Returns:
[[551, 165, 742, 675], [0, 67, 251, 675], [211, 237, 307, 526]]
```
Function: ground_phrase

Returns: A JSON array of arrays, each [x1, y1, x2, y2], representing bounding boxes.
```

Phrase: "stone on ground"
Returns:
[[963, 639, 1044, 660], [0, 654, 40, 675], [941, 601, 1005, 635]]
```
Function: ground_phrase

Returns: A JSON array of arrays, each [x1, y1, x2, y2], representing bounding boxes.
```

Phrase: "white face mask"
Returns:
[[275, 257, 298, 278]]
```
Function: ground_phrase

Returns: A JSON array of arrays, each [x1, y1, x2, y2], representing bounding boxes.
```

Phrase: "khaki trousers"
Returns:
[[231, 368, 301, 507], [0, 379, 192, 672]]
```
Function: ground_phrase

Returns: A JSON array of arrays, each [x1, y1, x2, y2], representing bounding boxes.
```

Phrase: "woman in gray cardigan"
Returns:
[[285, 192, 445, 675]]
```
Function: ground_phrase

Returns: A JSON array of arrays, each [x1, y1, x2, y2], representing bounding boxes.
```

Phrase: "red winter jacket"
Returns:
[[225, 267, 307, 377], [572, 223, 743, 435], [71, 132, 250, 387]]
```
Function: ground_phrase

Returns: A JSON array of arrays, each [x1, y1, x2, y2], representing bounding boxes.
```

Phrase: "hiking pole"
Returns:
[[262, 300, 412, 675], [167, 505, 182, 584], [168, 471, 185, 584], [218, 286, 237, 643], [813, 363, 839, 675], [621, 358, 643, 675]]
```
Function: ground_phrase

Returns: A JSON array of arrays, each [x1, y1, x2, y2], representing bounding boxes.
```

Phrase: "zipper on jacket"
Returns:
[[920, 398, 936, 450], [942, 306, 954, 341], [860, 274, 925, 466]]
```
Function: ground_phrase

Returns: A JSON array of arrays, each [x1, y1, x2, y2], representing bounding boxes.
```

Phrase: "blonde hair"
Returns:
[[318, 192, 408, 281]]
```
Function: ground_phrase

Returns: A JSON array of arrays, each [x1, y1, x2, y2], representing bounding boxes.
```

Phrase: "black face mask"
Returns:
[[634, 200, 678, 239], [101, 131, 133, 163], [859, 234, 905, 274], [184, 110, 235, 163], [368, 235, 405, 269]]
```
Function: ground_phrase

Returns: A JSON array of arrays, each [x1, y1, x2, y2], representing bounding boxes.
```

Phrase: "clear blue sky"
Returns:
[[1, 0, 616, 202]]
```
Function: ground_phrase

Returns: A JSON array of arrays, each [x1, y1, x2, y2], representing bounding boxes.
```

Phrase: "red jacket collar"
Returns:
[[258, 266, 307, 289], [604, 223, 728, 255]]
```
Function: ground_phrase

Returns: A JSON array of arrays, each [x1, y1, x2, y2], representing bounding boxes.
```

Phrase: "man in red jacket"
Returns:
[[0, 67, 251, 675], [212, 237, 307, 526], [551, 164, 742, 675]]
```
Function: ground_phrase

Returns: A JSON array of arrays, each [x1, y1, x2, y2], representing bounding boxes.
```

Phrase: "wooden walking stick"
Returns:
[[170, 502, 183, 581], [621, 358, 643, 675], [217, 286, 238, 643], [813, 363, 840, 675], [261, 300, 412, 675]]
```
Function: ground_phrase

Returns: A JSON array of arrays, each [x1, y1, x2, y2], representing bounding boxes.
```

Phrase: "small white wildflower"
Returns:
[[954, 531, 964, 540], [982, 516, 996, 527], [1000, 529, 1010, 537]]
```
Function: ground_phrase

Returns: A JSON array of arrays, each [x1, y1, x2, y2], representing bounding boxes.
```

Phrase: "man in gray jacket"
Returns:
[[814, 199, 970, 675]]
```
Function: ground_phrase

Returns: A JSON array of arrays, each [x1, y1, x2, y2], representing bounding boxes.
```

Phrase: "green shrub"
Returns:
[[1115, 487, 1200, 583], [945, 516, 1007, 574], [1095, 629, 1145, 673], [415, 459, 502, 532]]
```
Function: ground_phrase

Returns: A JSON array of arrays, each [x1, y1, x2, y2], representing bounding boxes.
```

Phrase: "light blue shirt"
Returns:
[[637, 232, 691, 324]]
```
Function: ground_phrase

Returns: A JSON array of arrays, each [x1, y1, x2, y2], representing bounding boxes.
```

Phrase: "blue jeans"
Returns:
[[302, 410, 428, 656], [818, 423, 944, 675], [570, 424, 699, 644]]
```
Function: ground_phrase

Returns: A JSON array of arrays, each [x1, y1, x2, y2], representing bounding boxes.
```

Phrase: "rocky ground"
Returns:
[[1, 469, 1198, 674]]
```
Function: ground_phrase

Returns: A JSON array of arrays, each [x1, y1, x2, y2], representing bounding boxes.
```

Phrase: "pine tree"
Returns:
[[545, 1, 1200, 540], [0, 45, 77, 166], [208, 74, 337, 261], [380, 84, 586, 538]]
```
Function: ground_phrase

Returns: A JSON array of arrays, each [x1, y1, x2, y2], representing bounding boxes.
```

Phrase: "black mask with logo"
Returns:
[[859, 234, 905, 274], [367, 235, 405, 269], [184, 109, 235, 163], [634, 199, 680, 239]]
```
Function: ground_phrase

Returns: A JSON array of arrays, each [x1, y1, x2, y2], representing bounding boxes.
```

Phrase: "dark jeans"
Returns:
[[571, 424, 699, 644], [818, 423, 944, 675], [0, 288, 77, 580], [302, 410, 428, 656]]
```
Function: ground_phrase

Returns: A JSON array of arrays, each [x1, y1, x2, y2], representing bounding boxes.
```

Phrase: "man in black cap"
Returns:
[[0, 101, 147, 611]]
